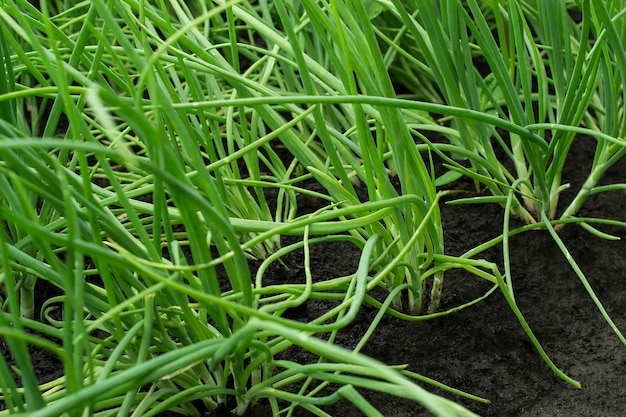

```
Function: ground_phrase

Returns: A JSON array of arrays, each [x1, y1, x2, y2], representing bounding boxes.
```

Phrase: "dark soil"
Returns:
[[9, 137, 626, 417]]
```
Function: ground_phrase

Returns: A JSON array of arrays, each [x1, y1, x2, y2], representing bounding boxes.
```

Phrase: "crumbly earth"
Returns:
[[10, 138, 626, 417]]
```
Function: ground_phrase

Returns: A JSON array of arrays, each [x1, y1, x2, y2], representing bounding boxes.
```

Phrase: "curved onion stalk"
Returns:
[[542, 212, 626, 346]]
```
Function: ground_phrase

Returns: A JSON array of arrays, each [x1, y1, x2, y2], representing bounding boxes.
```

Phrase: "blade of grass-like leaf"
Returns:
[[507, 1, 542, 211], [0, 21, 16, 124], [163, 94, 549, 150], [0, 352, 22, 413], [56, 164, 87, 401], [542, 212, 626, 347], [503, 178, 534, 295], [491, 247, 581, 388], [578, 222, 621, 241], [251, 321, 480, 416], [334, 385, 384, 417], [592, 0, 626, 139]]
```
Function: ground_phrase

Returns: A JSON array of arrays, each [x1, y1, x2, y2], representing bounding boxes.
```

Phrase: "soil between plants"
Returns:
[[14, 137, 626, 417]]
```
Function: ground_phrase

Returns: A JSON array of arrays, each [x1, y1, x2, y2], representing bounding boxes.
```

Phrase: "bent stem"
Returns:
[[542, 212, 626, 347], [497, 213, 581, 388], [494, 183, 580, 387], [494, 265, 581, 388]]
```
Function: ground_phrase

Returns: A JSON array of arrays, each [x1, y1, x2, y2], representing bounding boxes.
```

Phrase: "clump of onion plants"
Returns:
[[211, 0, 451, 315], [366, 0, 626, 387], [0, 1, 485, 416], [374, 0, 626, 226]]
